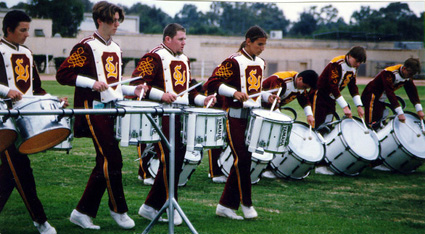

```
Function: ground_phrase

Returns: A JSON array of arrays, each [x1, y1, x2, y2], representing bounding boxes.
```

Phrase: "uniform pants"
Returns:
[[144, 115, 185, 211], [311, 90, 337, 128], [361, 92, 385, 126], [219, 116, 252, 210], [137, 143, 155, 179], [208, 148, 224, 178], [76, 113, 128, 218], [0, 145, 47, 224]]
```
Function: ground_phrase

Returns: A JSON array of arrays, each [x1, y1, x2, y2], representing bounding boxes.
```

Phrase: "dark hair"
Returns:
[[404, 58, 421, 75], [346, 46, 367, 63], [238, 25, 268, 51], [2, 10, 31, 37], [92, 1, 124, 28], [163, 23, 186, 42], [299, 70, 319, 89]]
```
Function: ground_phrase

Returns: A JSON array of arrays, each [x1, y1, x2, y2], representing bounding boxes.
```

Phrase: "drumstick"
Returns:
[[232, 88, 279, 102], [109, 76, 143, 87], [360, 117, 370, 134], [205, 93, 217, 108], [176, 82, 203, 97], [292, 130, 306, 141], [308, 125, 313, 140], [421, 119, 425, 134], [270, 87, 282, 113], [403, 122, 421, 137], [138, 83, 146, 101], [352, 118, 369, 134]]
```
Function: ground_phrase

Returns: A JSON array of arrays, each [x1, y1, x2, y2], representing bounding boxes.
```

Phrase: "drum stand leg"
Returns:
[[142, 113, 198, 234]]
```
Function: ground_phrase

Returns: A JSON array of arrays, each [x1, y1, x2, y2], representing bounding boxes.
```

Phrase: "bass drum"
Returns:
[[270, 121, 325, 179], [377, 112, 425, 173]]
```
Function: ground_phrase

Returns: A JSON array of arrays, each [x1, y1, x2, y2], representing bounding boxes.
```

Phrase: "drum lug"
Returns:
[[131, 130, 138, 139]]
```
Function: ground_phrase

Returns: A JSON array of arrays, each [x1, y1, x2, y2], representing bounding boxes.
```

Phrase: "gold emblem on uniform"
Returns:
[[215, 62, 233, 79], [15, 58, 29, 82], [136, 57, 154, 76], [248, 69, 261, 91], [174, 64, 186, 86], [68, 47, 86, 68], [105, 56, 118, 79]]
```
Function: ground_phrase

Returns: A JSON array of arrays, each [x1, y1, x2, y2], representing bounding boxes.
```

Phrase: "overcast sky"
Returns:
[[3, 0, 424, 23]]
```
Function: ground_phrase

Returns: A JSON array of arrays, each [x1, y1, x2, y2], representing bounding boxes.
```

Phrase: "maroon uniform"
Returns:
[[361, 64, 422, 125], [0, 38, 48, 224], [56, 32, 130, 217]]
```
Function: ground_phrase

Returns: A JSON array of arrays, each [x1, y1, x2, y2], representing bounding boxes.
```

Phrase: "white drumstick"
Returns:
[[403, 122, 421, 137], [361, 117, 370, 134], [270, 87, 282, 113], [138, 83, 146, 101], [352, 118, 369, 134], [205, 93, 217, 109], [421, 119, 425, 134], [232, 88, 279, 102], [308, 125, 313, 140], [292, 130, 306, 141], [176, 82, 203, 97], [109, 76, 143, 87]]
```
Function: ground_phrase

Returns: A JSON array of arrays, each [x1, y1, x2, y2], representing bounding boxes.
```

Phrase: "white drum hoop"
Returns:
[[0, 99, 18, 152]]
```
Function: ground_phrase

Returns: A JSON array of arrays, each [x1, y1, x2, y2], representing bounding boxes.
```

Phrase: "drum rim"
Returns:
[[115, 100, 161, 108], [391, 111, 425, 158], [288, 121, 325, 161], [183, 107, 226, 114], [13, 97, 61, 110], [251, 108, 293, 122]]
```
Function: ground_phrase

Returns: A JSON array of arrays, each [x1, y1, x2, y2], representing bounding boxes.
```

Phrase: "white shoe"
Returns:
[[110, 210, 135, 229], [372, 164, 391, 171], [137, 175, 144, 181], [241, 205, 258, 219], [166, 209, 183, 226], [138, 204, 165, 222], [34, 221, 57, 234], [212, 175, 227, 183], [143, 177, 155, 186], [315, 166, 335, 175], [216, 204, 243, 220], [261, 170, 277, 179], [69, 209, 100, 229]]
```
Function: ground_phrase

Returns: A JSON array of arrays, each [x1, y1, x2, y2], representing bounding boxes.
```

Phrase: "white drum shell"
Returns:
[[115, 101, 161, 146], [181, 108, 226, 151], [52, 116, 74, 153], [324, 118, 380, 176], [245, 109, 293, 153], [270, 122, 325, 179], [377, 114, 425, 173]]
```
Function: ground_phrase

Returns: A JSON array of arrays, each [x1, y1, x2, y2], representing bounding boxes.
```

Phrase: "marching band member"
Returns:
[[261, 70, 318, 178], [204, 25, 277, 220], [0, 10, 64, 234], [56, 1, 144, 230], [310, 46, 366, 175], [131, 23, 216, 225], [361, 57, 423, 128]]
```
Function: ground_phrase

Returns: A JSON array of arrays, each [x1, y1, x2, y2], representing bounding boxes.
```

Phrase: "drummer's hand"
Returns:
[[204, 95, 217, 107], [417, 110, 424, 120], [307, 115, 315, 127], [343, 106, 352, 118], [92, 81, 109, 92], [357, 106, 365, 118], [233, 91, 248, 102], [134, 84, 148, 99], [268, 94, 280, 105], [161, 92, 177, 104], [7, 89, 23, 101], [59, 97, 69, 108], [398, 114, 406, 123]]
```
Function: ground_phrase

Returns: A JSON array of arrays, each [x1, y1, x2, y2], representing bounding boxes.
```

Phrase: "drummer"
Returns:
[[0, 10, 68, 234], [56, 1, 145, 230], [204, 25, 279, 220], [361, 58, 424, 129], [130, 23, 216, 225], [260, 70, 318, 178]]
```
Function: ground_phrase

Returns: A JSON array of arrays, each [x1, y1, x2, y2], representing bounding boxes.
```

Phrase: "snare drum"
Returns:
[[218, 145, 274, 184], [270, 121, 325, 179], [323, 117, 380, 176], [13, 96, 71, 154], [181, 108, 227, 151], [0, 100, 17, 152], [245, 109, 293, 153], [377, 112, 425, 173], [115, 101, 161, 147]]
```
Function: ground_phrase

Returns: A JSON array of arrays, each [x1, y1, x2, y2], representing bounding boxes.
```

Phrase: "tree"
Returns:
[[126, 3, 172, 34], [289, 10, 318, 37]]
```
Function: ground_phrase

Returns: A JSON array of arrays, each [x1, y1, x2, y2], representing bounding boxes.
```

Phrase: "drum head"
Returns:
[[18, 128, 70, 154], [289, 122, 324, 162], [393, 113, 425, 158], [184, 108, 226, 115], [0, 130, 17, 152], [252, 109, 292, 123], [340, 118, 379, 160], [116, 100, 160, 108]]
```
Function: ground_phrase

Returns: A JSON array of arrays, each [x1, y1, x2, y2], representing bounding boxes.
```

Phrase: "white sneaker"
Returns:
[[137, 175, 144, 181], [241, 205, 258, 219], [315, 166, 335, 175], [216, 204, 243, 220], [212, 175, 227, 183], [110, 210, 135, 229], [372, 164, 391, 172], [138, 204, 165, 222], [143, 177, 155, 186], [69, 209, 100, 229], [34, 221, 57, 234], [261, 170, 277, 179], [166, 209, 183, 226]]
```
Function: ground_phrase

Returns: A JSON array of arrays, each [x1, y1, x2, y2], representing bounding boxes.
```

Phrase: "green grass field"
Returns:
[[0, 81, 424, 234]]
